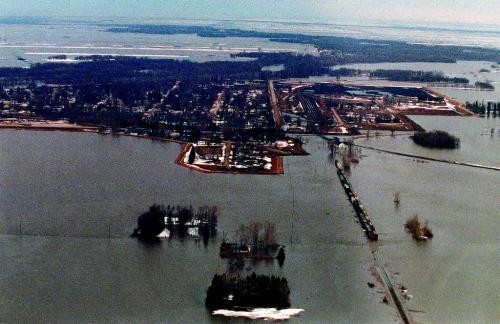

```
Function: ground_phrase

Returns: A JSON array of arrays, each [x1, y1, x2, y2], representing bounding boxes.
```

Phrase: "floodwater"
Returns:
[[1, 113, 498, 323], [358, 116, 500, 166], [0, 23, 314, 67], [225, 20, 500, 49], [331, 61, 500, 103], [349, 116, 499, 323], [0, 130, 394, 323]]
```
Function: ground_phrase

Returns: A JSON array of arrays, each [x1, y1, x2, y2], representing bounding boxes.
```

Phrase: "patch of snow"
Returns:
[[188, 227, 198, 237], [157, 229, 170, 238], [212, 308, 304, 321], [275, 140, 288, 148]]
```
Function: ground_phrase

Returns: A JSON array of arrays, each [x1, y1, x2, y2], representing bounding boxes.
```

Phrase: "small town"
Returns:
[[1, 78, 484, 174]]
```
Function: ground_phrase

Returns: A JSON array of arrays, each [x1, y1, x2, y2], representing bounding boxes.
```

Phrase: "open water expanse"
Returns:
[[0, 18, 499, 67], [0, 22, 315, 67], [349, 116, 499, 323], [0, 130, 392, 323], [0, 113, 498, 323]]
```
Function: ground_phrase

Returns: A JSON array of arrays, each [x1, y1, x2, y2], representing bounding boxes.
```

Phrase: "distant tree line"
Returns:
[[107, 24, 500, 64], [0, 53, 485, 92], [330, 68, 469, 83], [465, 101, 499, 116], [0, 57, 268, 84], [371, 69, 468, 83], [0, 54, 333, 85]]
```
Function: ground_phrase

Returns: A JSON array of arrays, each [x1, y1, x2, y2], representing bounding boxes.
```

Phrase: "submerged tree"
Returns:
[[236, 221, 278, 247], [394, 192, 401, 205], [133, 204, 218, 241], [188, 146, 196, 164], [405, 214, 434, 241], [132, 204, 166, 240]]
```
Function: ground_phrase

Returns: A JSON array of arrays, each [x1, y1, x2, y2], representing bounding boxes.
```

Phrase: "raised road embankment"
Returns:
[[354, 144, 500, 171]]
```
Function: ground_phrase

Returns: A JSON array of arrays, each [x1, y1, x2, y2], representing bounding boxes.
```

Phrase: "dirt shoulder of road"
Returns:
[[424, 87, 474, 116], [0, 118, 98, 131]]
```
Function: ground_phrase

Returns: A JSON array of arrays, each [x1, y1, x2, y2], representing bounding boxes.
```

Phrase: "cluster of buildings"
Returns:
[[274, 81, 462, 133], [181, 141, 277, 173]]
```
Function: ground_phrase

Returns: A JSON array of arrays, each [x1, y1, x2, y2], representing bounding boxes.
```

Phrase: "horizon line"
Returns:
[[1, 14, 499, 30]]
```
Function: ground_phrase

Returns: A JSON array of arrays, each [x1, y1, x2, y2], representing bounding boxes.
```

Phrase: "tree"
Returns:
[[188, 146, 196, 164], [133, 204, 166, 240]]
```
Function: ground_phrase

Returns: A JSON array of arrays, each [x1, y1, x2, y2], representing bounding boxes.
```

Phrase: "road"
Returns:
[[268, 80, 283, 126]]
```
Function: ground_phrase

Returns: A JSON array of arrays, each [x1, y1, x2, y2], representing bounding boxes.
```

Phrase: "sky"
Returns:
[[0, 0, 499, 26]]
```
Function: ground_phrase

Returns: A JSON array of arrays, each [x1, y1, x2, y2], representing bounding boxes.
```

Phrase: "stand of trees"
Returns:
[[474, 81, 495, 90], [132, 204, 218, 241], [0, 57, 269, 84], [208, 222, 289, 312], [220, 221, 285, 264], [0, 53, 491, 88], [205, 273, 290, 311], [0, 53, 339, 85], [411, 130, 460, 149], [132, 204, 166, 240], [236, 221, 277, 247]]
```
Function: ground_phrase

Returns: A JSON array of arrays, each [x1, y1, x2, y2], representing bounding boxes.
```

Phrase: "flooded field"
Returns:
[[0, 130, 392, 323], [349, 116, 499, 323]]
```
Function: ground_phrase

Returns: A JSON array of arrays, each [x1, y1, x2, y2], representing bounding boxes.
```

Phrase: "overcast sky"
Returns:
[[1, 0, 499, 26]]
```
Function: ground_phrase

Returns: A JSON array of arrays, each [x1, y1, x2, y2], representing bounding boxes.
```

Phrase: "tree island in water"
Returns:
[[411, 130, 460, 149], [132, 204, 218, 241], [206, 273, 290, 311]]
